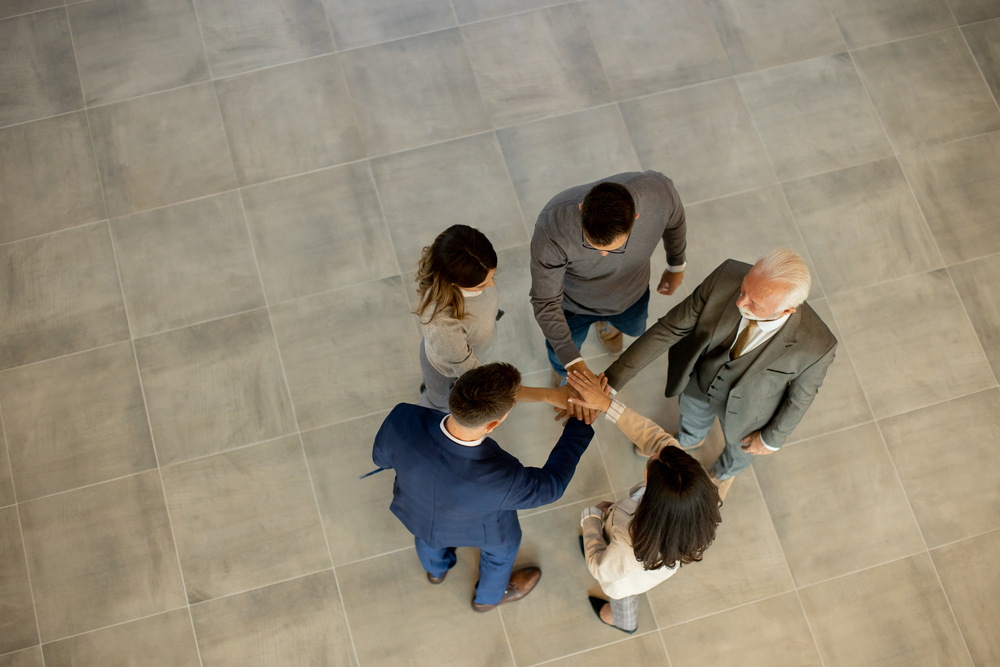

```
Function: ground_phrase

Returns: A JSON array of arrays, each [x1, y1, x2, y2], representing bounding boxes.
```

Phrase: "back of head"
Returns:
[[415, 225, 497, 322], [448, 362, 522, 428], [630, 447, 721, 570], [581, 182, 636, 246], [749, 247, 811, 311]]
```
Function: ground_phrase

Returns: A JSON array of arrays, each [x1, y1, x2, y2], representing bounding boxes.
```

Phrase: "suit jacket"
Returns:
[[604, 259, 837, 448], [373, 403, 594, 550]]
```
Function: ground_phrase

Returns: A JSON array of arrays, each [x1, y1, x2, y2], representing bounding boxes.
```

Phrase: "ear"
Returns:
[[635, 212, 639, 219], [484, 419, 501, 433], [578, 203, 583, 211]]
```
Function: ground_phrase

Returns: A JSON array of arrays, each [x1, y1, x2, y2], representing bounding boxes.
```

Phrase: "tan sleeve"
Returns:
[[582, 513, 635, 584], [615, 407, 680, 458]]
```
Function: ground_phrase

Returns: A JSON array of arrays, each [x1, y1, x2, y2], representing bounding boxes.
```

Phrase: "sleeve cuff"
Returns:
[[604, 399, 626, 424], [580, 507, 603, 526], [564, 357, 585, 371], [666, 261, 687, 272], [759, 433, 779, 451]]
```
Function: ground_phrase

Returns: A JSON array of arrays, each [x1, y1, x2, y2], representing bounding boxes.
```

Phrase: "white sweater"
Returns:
[[420, 286, 499, 377]]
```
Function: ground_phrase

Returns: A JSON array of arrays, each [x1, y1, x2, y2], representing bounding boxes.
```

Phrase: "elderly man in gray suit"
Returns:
[[602, 248, 836, 499]]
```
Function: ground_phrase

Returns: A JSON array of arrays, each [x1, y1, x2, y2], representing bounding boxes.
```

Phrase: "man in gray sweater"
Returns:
[[529, 171, 687, 388]]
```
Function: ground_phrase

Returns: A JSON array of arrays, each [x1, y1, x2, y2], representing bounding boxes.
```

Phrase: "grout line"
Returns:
[[496, 606, 519, 667], [186, 566, 335, 607], [957, 18, 1000, 121], [524, 632, 663, 667], [128, 306, 269, 342], [31, 606, 190, 648], [335, 544, 415, 569], [929, 524, 1000, 551], [0, 107, 84, 132]]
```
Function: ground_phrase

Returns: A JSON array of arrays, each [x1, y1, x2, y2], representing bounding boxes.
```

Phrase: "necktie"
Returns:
[[730, 320, 759, 360]]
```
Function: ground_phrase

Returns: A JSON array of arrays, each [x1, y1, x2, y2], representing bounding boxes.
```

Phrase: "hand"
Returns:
[[546, 384, 571, 411], [740, 431, 774, 456], [596, 501, 613, 515], [565, 361, 599, 424], [657, 269, 684, 295], [566, 371, 613, 412]]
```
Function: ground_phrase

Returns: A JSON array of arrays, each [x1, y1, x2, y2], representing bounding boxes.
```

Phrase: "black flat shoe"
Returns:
[[588, 596, 636, 634], [419, 383, 426, 394], [578, 535, 585, 558]]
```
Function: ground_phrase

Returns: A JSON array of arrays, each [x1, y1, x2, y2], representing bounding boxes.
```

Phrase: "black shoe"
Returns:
[[588, 596, 636, 634], [419, 383, 426, 394], [427, 571, 446, 584], [578, 535, 585, 558]]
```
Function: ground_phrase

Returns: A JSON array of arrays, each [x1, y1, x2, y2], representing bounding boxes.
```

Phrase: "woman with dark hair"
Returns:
[[414, 225, 500, 411], [565, 371, 721, 633]]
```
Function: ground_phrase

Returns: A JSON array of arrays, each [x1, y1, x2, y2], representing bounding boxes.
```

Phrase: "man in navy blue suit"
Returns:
[[373, 362, 594, 611]]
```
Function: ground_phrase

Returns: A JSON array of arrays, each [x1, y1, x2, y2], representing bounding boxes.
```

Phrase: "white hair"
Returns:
[[749, 248, 811, 311]]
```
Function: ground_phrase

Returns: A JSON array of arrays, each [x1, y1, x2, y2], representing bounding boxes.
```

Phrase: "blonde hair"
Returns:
[[749, 248, 811, 311]]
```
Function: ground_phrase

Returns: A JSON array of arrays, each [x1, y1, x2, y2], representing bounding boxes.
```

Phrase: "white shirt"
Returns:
[[439, 416, 484, 447]]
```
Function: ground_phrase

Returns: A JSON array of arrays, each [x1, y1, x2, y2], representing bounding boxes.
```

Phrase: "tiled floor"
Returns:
[[1, 0, 999, 664]]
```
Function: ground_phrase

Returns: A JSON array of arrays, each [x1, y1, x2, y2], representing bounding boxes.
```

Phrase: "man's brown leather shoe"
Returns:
[[471, 566, 542, 612], [596, 322, 623, 355], [427, 571, 447, 584]]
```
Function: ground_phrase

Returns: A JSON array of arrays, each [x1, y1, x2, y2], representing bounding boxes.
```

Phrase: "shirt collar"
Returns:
[[460, 288, 482, 298], [440, 415, 485, 447], [746, 311, 791, 332]]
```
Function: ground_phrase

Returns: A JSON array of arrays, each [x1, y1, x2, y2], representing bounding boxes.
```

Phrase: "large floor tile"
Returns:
[[270, 277, 422, 430], [737, 53, 892, 182], [0, 223, 129, 371], [42, 609, 201, 667], [0, 112, 105, 245], [322, 0, 455, 50], [338, 548, 513, 667], [161, 436, 330, 602], [949, 0, 1000, 23], [853, 29, 1000, 152], [340, 29, 490, 155], [783, 158, 942, 295], [755, 424, 924, 586], [0, 507, 37, 655], [134, 310, 296, 465], [932, 530, 1000, 665], [704, 0, 845, 73], [620, 79, 776, 203], [898, 131, 1000, 265], [825, 0, 954, 48], [581, 0, 731, 100], [241, 163, 396, 303], [0, 9, 82, 127], [215, 55, 364, 186], [193, 0, 334, 78], [0, 342, 154, 501], [663, 593, 823, 667], [964, 18, 1000, 102], [110, 192, 265, 338], [451, 0, 563, 23], [496, 105, 641, 225], [829, 270, 995, 418], [951, 253, 1000, 379], [371, 132, 527, 274], [799, 553, 973, 667], [542, 634, 668, 667], [19, 472, 187, 642], [191, 571, 355, 667], [67, 0, 208, 106], [461, 5, 611, 128], [0, 649, 43, 667], [880, 389, 1000, 547], [88, 83, 237, 218]]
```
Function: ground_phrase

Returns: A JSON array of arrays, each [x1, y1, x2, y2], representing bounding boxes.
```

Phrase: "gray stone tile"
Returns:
[[20, 472, 187, 642], [270, 277, 422, 430], [215, 55, 364, 186], [193, 0, 334, 78], [898, 131, 1000, 265], [0, 343, 154, 501], [0, 223, 129, 371], [191, 571, 355, 667], [338, 548, 511, 667], [66, 0, 209, 106], [0, 0, 60, 20], [109, 192, 265, 338], [461, 5, 612, 128], [241, 163, 396, 303], [161, 436, 330, 602], [371, 132, 527, 274], [963, 18, 1000, 106], [0, 648, 43, 667], [496, 105, 641, 225], [932, 530, 1000, 666], [737, 53, 893, 182], [663, 593, 823, 667], [0, 112, 105, 245], [948, 0, 1000, 23], [755, 424, 925, 586], [339, 29, 490, 155], [42, 609, 201, 667], [0, 9, 82, 127], [88, 83, 237, 218], [951, 253, 1000, 379], [783, 158, 942, 295], [0, 507, 37, 655], [853, 29, 1000, 152], [829, 270, 995, 418], [322, 0, 455, 50], [451, 0, 562, 23], [134, 310, 296, 466], [619, 79, 776, 203], [881, 389, 1000, 547], [704, 0, 845, 73], [799, 553, 973, 667], [580, 0, 731, 100], [825, 0, 955, 48], [541, 635, 668, 667]]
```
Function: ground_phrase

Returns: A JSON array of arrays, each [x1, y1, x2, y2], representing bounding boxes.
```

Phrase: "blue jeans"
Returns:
[[678, 386, 755, 480], [414, 535, 522, 606], [546, 287, 651, 377]]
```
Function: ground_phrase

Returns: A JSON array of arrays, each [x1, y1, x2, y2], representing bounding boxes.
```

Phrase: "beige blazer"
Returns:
[[582, 407, 679, 599]]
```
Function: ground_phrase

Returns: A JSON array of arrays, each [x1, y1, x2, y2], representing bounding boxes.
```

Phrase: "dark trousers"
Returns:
[[414, 534, 521, 605]]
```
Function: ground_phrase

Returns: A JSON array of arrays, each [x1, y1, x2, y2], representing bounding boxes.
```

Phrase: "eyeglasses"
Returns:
[[582, 229, 630, 254]]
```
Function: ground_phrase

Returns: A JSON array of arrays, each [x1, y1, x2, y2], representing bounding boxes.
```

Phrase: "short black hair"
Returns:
[[581, 182, 636, 247], [448, 362, 521, 428]]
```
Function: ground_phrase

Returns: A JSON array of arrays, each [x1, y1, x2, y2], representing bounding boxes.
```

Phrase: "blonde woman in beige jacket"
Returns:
[[566, 371, 721, 633]]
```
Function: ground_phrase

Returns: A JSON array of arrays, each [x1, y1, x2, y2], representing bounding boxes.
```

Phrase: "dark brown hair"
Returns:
[[448, 362, 521, 428], [581, 182, 636, 247], [415, 225, 497, 323], [629, 447, 721, 570]]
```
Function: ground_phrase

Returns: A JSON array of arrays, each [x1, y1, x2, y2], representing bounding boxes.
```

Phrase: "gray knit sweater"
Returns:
[[420, 286, 499, 377]]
